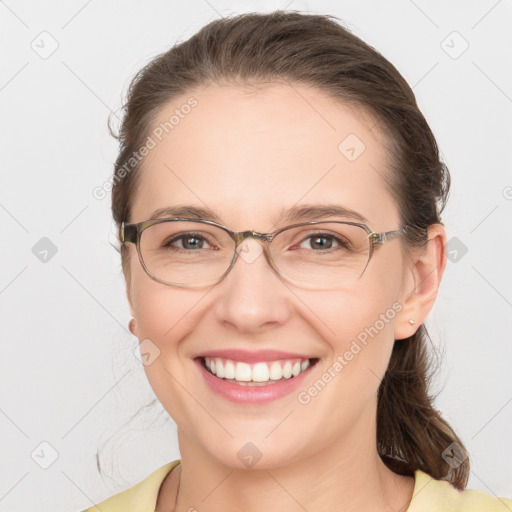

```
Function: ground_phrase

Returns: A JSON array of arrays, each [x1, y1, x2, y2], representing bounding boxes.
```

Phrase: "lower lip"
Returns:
[[195, 358, 317, 404]]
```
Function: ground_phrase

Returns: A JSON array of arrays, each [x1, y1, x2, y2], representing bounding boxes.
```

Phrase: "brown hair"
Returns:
[[110, 11, 469, 488]]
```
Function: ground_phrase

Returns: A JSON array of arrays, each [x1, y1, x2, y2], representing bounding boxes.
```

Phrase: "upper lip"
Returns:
[[195, 349, 316, 363]]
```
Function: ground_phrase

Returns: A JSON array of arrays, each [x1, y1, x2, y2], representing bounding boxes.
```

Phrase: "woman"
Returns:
[[82, 11, 511, 512]]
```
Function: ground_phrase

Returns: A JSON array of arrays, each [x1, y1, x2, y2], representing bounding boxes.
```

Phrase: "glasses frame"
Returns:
[[120, 217, 406, 289]]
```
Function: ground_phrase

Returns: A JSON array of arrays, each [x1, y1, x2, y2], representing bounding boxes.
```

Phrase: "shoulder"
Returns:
[[408, 469, 512, 512], [79, 459, 180, 512]]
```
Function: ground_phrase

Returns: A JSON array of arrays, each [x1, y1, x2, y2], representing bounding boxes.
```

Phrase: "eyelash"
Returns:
[[163, 233, 217, 250], [162, 231, 350, 252]]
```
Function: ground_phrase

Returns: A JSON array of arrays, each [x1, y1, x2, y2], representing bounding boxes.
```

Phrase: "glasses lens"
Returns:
[[139, 221, 235, 286], [270, 222, 370, 289]]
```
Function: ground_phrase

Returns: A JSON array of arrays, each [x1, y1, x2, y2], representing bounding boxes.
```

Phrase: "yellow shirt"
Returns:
[[80, 459, 512, 511]]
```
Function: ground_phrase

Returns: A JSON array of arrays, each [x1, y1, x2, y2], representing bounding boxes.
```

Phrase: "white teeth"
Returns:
[[203, 356, 314, 383], [235, 362, 252, 382], [252, 362, 270, 382], [269, 361, 283, 380], [216, 360, 225, 379], [224, 360, 235, 379], [282, 361, 293, 379]]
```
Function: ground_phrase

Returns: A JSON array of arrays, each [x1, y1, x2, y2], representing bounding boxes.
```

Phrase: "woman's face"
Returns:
[[126, 83, 416, 468]]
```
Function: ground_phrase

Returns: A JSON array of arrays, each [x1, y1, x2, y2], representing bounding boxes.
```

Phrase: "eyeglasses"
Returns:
[[120, 218, 406, 290]]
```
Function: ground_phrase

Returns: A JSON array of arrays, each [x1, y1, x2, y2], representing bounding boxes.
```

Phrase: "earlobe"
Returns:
[[394, 224, 447, 340], [125, 274, 137, 337]]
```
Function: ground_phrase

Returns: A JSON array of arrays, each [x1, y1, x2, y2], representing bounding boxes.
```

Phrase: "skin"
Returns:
[[124, 82, 447, 512]]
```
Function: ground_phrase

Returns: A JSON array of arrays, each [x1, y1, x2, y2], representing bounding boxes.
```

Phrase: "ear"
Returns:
[[124, 269, 138, 337], [394, 224, 447, 340], [128, 317, 137, 336]]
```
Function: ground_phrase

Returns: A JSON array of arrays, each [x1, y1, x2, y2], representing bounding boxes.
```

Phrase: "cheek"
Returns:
[[296, 286, 401, 411], [293, 262, 403, 343], [128, 275, 209, 422], [127, 252, 205, 363], [291, 262, 404, 398], [131, 278, 201, 341]]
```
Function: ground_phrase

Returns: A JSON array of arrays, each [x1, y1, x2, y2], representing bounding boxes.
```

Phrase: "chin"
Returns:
[[198, 433, 309, 471]]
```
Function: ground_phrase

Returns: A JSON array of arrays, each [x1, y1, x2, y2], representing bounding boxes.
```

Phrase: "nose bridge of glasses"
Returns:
[[234, 230, 272, 244], [230, 230, 278, 270]]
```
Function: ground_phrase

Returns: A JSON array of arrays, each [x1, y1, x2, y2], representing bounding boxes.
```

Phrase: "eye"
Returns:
[[299, 233, 349, 251], [164, 233, 214, 250]]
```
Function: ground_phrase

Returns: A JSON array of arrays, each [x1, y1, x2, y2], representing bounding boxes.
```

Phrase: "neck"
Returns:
[[163, 421, 415, 512]]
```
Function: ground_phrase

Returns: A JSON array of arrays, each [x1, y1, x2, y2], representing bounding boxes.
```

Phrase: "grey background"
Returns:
[[1, 1, 511, 510]]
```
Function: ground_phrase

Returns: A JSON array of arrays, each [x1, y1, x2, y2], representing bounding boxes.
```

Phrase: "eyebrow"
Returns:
[[277, 204, 368, 224], [149, 205, 224, 223], [148, 203, 368, 225]]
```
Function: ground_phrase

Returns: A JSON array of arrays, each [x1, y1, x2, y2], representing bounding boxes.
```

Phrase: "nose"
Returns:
[[212, 237, 292, 334]]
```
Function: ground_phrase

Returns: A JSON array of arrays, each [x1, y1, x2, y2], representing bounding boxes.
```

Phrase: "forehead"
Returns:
[[131, 82, 399, 230]]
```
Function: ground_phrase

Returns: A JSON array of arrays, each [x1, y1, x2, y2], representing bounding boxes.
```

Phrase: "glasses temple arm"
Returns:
[[120, 222, 138, 244], [371, 226, 408, 245]]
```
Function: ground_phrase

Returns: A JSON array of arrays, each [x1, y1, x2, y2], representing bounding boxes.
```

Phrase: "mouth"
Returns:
[[196, 356, 320, 387], [193, 348, 321, 403]]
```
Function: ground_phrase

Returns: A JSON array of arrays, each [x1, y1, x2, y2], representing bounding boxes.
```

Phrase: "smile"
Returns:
[[196, 355, 319, 403], [202, 356, 315, 385]]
